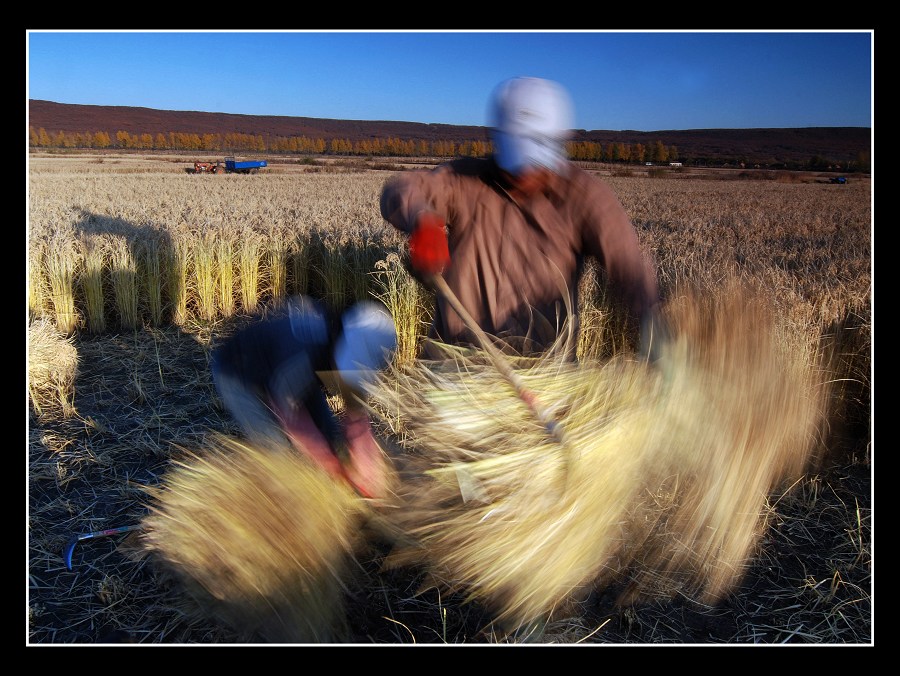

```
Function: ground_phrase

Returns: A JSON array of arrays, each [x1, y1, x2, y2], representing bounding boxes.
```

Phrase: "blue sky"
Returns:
[[26, 30, 873, 132]]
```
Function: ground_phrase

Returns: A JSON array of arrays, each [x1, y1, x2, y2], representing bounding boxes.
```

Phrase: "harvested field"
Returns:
[[27, 154, 871, 644]]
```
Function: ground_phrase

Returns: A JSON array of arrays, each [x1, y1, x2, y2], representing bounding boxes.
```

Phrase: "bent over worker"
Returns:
[[210, 296, 398, 499], [380, 76, 665, 360]]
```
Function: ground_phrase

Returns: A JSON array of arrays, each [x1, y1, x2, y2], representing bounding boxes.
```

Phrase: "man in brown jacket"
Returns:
[[380, 76, 664, 359]]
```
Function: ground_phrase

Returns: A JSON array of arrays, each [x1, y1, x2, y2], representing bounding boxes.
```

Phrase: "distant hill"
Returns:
[[28, 99, 871, 168]]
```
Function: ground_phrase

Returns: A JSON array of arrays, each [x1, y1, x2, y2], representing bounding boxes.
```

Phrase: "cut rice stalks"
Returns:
[[136, 434, 369, 643], [365, 280, 831, 635], [28, 317, 79, 418]]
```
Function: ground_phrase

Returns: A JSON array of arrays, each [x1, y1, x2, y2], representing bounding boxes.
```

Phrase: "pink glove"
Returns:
[[408, 213, 450, 277], [271, 398, 346, 481]]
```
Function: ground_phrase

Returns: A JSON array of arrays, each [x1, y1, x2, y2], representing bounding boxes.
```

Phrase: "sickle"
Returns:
[[63, 524, 142, 571]]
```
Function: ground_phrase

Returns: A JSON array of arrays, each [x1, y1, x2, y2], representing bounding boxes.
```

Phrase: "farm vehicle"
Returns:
[[191, 161, 226, 174], [188, 156, 268, 175], [224, 156, 267, 174]]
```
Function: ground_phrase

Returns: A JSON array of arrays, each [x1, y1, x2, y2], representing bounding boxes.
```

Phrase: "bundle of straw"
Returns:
[[27, 318, 79, 417], [617, 284, 828, 604], [138, 434, 368, 643], [365, 280, 829, 636]]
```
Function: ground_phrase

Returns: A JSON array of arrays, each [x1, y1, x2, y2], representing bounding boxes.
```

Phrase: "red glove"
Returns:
[[408, 213, 450, 276]]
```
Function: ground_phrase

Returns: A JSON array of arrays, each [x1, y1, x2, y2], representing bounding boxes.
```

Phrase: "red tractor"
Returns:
[[192, 161, 225, 174]]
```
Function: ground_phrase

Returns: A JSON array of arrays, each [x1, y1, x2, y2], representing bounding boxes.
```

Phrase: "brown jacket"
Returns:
[[380, 157, 659, 354]]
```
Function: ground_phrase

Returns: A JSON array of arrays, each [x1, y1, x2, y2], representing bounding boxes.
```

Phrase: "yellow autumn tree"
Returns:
[[652, 140, 668, 163]]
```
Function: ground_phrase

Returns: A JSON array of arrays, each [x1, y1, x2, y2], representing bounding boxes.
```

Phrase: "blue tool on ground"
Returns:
[[63, 524, 142, 571]]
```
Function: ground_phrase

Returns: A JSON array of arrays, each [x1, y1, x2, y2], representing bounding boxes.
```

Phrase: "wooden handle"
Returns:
[[430, 275, 566, 447]]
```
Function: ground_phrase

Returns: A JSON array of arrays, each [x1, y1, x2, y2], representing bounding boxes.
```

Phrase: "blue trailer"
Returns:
[[224, 156, 267, 174]]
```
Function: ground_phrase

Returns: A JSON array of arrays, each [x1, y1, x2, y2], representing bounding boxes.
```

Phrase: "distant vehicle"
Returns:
[[224, 156, 267, 174], [191, 161, 225, 174], [829, 176, 848, 184], [188, 157, 268, 175]]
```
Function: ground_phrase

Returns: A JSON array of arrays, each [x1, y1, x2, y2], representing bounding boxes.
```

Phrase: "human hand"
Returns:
[[408, 212, 450, 277], [342, 409, 391, 499], [273, 399, 346, 481]]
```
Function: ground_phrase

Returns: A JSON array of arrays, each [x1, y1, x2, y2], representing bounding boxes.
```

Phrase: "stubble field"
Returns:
[[27, 153, 872, 645]]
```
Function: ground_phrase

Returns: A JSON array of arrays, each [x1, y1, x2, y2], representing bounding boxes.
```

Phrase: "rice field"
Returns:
[[27, 153, 871, 644]]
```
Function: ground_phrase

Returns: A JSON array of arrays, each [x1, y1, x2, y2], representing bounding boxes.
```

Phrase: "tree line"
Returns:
[[28, 127, 681, 164]]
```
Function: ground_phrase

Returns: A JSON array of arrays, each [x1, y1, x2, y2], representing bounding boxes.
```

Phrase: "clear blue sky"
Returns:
[[26, 30, 873, 132]]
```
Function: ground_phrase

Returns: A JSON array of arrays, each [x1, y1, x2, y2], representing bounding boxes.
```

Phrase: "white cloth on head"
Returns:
[[333, 301, 398, 392], [488, 76, 575, 175]]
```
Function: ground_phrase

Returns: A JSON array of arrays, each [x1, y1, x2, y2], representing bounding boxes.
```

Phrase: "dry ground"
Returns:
[[27, 153, 872, 645], [27, 319, 871, 646]]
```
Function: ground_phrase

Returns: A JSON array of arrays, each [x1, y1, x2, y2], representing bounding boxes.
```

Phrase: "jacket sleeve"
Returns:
[[576, 178, 660, 322], [380, 166, 457, 234]]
